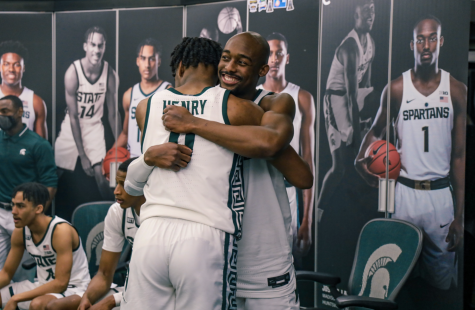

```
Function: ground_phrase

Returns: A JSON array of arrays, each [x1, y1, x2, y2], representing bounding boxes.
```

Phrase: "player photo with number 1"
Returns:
[[355, 15, 465, 292], [55, 26, 119, 200]]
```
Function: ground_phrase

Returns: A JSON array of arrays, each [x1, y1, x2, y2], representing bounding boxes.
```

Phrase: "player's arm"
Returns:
[[296, 89, 316, 253], [7, 224, 74, 305], [162, 92, 295, 159], [355, 77, 403, 187], [268, 147, 313, 189], [65, 64, 93, 176], [32, 94, 47, 139], [447, 78, 467, 252], [106, 67, 121, 140], [338, 40, 361, 147], [34, 140, 58, 211], [113, 88, 132, 149], [0, 229, 24, 290]]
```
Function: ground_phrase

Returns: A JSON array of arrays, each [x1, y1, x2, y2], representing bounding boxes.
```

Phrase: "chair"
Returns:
[[297, 218, 423, 310], [71, 201, 115, 278]]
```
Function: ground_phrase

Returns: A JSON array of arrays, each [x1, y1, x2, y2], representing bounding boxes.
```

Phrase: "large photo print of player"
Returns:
[[115, 7, 183, 158], [0, 14, 52, 142], [355, 0, 470, 308], [55, 11, 117, 220], [316, 0, 390, 308]]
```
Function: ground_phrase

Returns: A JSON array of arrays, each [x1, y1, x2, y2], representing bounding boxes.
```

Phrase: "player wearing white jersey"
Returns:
[[73, 158, 144, 310], [0, 41, 47, 139], [55, 26, 119, 200], [114, 38, 172, 158], [122, 37, 270, 310], [0, 183, 90, 310], [257, 32, 316, 262], [318, 0, 375, 219], [162, 32, 313, 310], [356, 16, 465, 294]]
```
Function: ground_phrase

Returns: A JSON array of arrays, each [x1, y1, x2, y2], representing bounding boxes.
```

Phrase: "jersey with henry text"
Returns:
[[0, 87, 35, 131], [237, 89, 296, 298], [141, 86, 245, 237], [102, 203, 140, 253], [72, 60, 108, 124], [24, 216, 90, 288], [326, 29, 373, 91], [128, 81, 171, 157], [395, 69, 453, 181]]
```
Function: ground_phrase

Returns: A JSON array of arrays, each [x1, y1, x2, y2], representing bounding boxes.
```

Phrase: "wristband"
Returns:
[[113, 292, 122, 307]]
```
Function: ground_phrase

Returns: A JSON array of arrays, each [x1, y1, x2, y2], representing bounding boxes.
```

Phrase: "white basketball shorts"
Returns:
[[392, 182, 457, 290], [236, 291, 299, 310], [1, 280, 86, 310], [120, 217, 238, 310], [55, 114, 106, 171]]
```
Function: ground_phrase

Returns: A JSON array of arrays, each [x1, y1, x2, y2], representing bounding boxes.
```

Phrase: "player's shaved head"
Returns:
[[229, 32, 270, 67], [413, 14, 441, 32]]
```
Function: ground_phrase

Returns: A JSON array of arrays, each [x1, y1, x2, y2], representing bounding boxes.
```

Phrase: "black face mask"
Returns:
[[0, 115, 17, 131]]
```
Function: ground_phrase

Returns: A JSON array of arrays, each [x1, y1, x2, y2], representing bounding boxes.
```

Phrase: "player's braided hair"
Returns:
[[84, 26, 107, 43], [12, 183, 50, 212], [136, 38, 162, 57], [0, 40, 28, 62], [169, 37, 222, 77]]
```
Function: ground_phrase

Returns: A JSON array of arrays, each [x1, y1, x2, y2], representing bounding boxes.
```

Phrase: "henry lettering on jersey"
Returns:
[[162, 100, 207, 116], [30, 252, 56, 268], [403, 107, 450, 121]]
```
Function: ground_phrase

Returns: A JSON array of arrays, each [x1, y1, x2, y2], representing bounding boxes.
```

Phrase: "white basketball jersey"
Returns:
[[72, 60, 108, 124], [395, 69, 453, 180], [24, 216, 91, 288], [128, 81, 171, 157], [141, 86, 245, 237], [122, 207, 140, 245], [326, 29, 373, 91], [0, 86, 35, 131], [257, 83, 301, 153], [237, 89, 295, 298]]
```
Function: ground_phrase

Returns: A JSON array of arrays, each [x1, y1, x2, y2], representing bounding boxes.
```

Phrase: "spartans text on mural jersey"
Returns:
[[403, 107, 450, 121]]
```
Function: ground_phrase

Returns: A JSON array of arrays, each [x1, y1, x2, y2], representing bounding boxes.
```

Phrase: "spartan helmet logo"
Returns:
[[86, 222, 105, 266], [358, 244, 402, 299]]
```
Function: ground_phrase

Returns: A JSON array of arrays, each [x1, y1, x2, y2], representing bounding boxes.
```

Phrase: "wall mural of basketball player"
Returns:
[[356, 13, 467, 310], [55, 26, 119, 200], [0, 41, 48, 139], [187, 0, 247, 47], [257, 32, 315, 265]]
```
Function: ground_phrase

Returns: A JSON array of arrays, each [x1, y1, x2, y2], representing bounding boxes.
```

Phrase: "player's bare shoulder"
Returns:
[[387, 75, 404, 112], [259, 92, 295, 119], [449, 74, 467, 111], [227, 94, 263, 126], [64, 63, 79, 89]]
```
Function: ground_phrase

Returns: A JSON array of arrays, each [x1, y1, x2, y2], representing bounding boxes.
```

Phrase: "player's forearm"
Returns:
[[108, 108, 121, 140], [83, 273, 114, 304], [451, 156, 465, 220], [113, 131, 128, 149], [269, 147, 313, 189], [192, 118, 287, 159], [45, 187, 57, 211], [69, 115, 87, 157], [124, 154, 153, 196], [301, 187, 315, 227], [0, 271, 12, 289], [12, 280, 67, 303]]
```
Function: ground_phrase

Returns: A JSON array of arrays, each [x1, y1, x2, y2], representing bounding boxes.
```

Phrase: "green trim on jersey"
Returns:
[[221, 233, 230, 310], [222, 90, 231, 125], [34, 216, 55, 247], [185, 133, 196, 150], [141, 96, 153, 153], [168, 132, 179, 143], [122, 209, 126, 237], [167, 86, 212, 96], [23, 227, 26, 250], [131, 208, 140, 228], [139, 81, 165, 97], [252, 89, 263, 102]]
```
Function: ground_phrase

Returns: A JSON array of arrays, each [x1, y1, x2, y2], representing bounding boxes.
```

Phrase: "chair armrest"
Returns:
[[21, 258, 36, 270], [115, 261, 129, 273], [335, 295, 398, 310], [296, 270, 341, 286]]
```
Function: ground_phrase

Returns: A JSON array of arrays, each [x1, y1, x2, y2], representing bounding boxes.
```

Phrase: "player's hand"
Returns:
[[144, 143, 192, 172], [296, 221, 312, 255], [89, 295, 116, 310], [78, 296, 92, 310], [162, 105, 198, 133], [79, 155, 94, 177], [355, 156, 379, 187], [446, 217, 464, 252], [4, 298, 18, 310]]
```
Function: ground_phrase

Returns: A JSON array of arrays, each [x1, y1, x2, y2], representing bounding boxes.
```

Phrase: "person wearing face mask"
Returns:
[[0, 95, 57, 271]]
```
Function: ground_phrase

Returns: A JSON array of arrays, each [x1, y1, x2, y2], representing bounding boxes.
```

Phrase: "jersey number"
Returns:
[[46, 268, 55, 281], [80, 105, 95, 118], [168, 132, 195, 150], [422, 126, 429, 152]]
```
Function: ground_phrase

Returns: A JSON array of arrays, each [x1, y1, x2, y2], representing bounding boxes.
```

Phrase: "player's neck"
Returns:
[[133, 197, 145, 216], [28, 215, 52, 240], [175, 69, 216, 95], [413, 64, 439, 82], [140, 76, 162, 92], [1, 83, 23, 96], [81, 57, 102, 73], [262, 75, 287, 93]]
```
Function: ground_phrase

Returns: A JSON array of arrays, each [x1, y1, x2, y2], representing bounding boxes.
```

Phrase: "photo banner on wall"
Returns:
[[55, 10, 117, 221], [248, 0, 319, 306], [0, 13, 53, 144], [316, 0, 391, 308]]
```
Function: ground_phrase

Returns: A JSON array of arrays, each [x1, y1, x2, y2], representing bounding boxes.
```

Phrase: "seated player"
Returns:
[[76, 157, 144, 310], [0, 183, 90, 310]]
